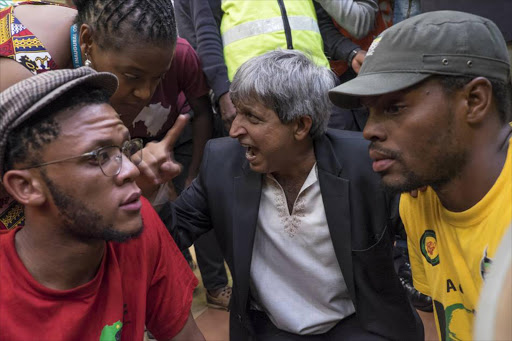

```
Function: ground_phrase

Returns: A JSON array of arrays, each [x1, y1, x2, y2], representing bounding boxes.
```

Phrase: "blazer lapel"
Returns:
[[232, 162, 262, 314], [315, 135, 356, 303]]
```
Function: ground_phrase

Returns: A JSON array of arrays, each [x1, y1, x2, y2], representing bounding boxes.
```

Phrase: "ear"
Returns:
[[293, 115, 313, 141], [461, 77, 493, 124], [79, 23, 94, 61], [2, 170, 47, 206]]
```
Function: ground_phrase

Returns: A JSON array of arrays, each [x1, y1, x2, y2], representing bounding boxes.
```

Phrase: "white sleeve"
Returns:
[[315, 0, 379, 39]]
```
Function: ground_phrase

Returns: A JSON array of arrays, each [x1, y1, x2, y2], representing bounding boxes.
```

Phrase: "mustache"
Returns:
[[368, 142, 401, 159]]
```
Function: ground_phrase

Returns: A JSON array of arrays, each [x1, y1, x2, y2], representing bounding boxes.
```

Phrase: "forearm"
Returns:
[[169, 313, 204, 341], [315, 0, 378, 39], [417, 310, 439, 341], [191, 0, 230, 99], [160, 142, 215, 250], [315, 2, 360, 61], [188, 98, 214, 180]]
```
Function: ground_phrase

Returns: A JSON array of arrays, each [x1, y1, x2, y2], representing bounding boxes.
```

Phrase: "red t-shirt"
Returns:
[[0, 197, 198, 341], [129, 37, 210, 140]]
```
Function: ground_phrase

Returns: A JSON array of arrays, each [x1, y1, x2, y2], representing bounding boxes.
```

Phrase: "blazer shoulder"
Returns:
[[325, 128, 370, 154], [206, 136, 244, 154], [203, 137, 247, 171]]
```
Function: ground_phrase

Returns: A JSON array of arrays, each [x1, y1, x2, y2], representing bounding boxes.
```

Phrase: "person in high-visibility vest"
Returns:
[[176, 0, 338, 130]]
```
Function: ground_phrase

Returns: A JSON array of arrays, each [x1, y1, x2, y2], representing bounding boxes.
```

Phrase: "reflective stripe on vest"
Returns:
[[220, 0, 329, 80], [222, 16, 320, 47]]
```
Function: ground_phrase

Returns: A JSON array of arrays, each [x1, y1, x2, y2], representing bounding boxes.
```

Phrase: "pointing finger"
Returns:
[[160, 114, 190, 152]]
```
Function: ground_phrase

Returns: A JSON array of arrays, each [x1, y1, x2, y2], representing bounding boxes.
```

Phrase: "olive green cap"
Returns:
[[329, 11, 511, 108]]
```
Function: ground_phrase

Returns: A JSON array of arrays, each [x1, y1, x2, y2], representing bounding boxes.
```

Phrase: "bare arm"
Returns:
[[0, 58, 33, 92], [186, 95, 214, 187], [168, 313, 204, 341], [315, 0, 379, 39], [417, 310, 439, 341]]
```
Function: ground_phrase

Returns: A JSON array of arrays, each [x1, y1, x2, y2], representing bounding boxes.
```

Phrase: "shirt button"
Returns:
[[237, 314, 242, 322]]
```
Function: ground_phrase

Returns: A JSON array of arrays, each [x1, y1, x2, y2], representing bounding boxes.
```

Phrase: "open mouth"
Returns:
[[246, 146, 255, 159], [244, 145, 257, 162]]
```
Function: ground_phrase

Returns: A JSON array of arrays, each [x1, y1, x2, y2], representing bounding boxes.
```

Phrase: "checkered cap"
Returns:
[[0, 67, 118, 176]]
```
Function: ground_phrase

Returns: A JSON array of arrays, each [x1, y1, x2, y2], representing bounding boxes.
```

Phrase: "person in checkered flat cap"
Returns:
[[0, 68, 204, 341], [330, 11, 512, 340]]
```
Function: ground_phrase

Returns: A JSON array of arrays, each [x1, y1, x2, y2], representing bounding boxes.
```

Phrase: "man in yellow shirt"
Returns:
[[329, 11, 512, 340]]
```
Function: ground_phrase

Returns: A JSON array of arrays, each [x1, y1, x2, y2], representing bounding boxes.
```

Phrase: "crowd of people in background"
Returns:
[[0, 0, 511, 340]]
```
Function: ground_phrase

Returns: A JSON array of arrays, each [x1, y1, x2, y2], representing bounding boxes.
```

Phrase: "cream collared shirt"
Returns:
[[250, 164, 355, 335]]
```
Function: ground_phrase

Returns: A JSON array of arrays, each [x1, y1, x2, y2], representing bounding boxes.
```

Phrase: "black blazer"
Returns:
[[163, 129, 423, 340]]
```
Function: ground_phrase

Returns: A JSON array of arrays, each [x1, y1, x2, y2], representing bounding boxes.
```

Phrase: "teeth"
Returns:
[[246, 147, 255, 158]]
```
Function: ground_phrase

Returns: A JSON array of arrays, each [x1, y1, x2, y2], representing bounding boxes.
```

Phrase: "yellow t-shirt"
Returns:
[[400, 138, 512, 341]]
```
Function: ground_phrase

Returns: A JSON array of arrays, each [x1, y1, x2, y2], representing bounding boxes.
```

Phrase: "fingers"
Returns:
[[409, 187, 428, 198], [137, 156, 162, 185], [160, 114, 190, 152], [159, 160, 182, 183]]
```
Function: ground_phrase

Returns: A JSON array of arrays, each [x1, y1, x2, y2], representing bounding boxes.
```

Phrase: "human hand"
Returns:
[[136, 114, 190, 197], [351, 50, 367, 74], [219, 92, 237, 131], [409, 186, 428, 198]]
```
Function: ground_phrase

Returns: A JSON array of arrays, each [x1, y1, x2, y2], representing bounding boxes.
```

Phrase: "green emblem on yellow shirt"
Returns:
[[420, 230, 440, 266]]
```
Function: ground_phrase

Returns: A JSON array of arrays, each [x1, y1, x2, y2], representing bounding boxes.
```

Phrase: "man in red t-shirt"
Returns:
[[0, 68, 202, 340]]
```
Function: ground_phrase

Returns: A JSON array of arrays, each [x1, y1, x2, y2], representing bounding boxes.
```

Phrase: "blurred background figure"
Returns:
[[474, 226, 512, 341]]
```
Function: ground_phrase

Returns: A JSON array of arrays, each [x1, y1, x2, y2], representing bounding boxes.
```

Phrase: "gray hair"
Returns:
[[230, 50, 336, 138]]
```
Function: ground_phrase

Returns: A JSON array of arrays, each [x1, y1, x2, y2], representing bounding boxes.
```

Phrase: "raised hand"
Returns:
[[136, 114, 190, 198], [219, 92, 237, 131]]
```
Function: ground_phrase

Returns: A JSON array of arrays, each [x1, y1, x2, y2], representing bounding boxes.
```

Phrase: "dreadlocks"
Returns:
[[73, 0, 177, 50]]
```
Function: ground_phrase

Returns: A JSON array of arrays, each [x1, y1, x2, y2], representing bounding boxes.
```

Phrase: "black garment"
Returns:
[[174, 0, 229, 100], [249, 311, 388, 341], [161, 129, 424, 340], [315, 2, 360, 63], [168, 121, 228, 291], [420, 0, 512, 41], [193, 230, 228, 290]]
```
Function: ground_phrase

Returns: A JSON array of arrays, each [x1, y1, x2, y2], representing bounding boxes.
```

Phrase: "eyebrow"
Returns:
[[82, 132, 131, 151], [123, 65, 167, 77]]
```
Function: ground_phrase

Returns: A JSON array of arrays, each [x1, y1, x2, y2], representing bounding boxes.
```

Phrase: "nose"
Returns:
[[362, 109, 386, 142], [133, 81, 152, 101], [229, 114, 245, 138], [115, 153, 140, 184]]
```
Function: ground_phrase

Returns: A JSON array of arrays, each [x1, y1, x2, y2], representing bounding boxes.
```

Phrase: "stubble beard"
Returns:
[[379, 111, 468, 196], [41, 172, 143, 243]]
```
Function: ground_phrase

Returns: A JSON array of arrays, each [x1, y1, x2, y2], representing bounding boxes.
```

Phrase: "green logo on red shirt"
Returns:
[[99, 320, 122, 341]]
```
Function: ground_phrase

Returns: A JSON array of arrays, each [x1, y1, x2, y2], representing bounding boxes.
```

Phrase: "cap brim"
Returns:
[[329, 72, 431, 109]]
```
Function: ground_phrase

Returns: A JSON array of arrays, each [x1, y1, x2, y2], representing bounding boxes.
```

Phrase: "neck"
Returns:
[[435, 126, 512, 212], [272, 140, 316, 185], [272, 141, 316, 214], [15, 214, 106, 291]]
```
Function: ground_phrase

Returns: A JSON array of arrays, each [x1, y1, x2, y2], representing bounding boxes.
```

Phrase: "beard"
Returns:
[[41, 172, 143, 243], [374, 104, 469, 195], [371, 142, 469, 196]]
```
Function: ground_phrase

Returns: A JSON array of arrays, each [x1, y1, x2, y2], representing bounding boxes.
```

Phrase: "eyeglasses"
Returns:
[[20, 138, 144, 177]]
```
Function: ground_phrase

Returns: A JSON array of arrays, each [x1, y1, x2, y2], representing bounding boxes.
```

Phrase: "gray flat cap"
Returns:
[[0, 67, 118, 176]]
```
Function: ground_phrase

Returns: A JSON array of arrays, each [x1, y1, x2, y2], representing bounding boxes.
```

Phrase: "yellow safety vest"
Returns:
[[220, 0, 329, 81]]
